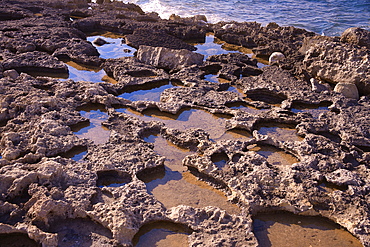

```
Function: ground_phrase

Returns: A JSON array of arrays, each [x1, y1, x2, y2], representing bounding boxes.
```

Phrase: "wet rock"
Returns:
[[205, 53, 260, 80], [102, 57, 169, 88], [0, 4, 32, 21], [334, 83, 359, 100], [92, 37, 109, 46], [236, 66, 311, 103], [1, 51, 68, 75], [137, 45, 204, 71], [84, 136, 165, 174], [303, 38, 370, 95], [52, 38, 102, 67], [87, 179, 165, 245], [167, 205, 258, 246], [0, 1, 370, 246], [341, 27, 370, 49], [125, 29, 196, 51]]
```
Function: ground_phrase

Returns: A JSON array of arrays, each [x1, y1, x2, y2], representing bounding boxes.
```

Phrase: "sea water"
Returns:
[[108, 0, 370, 36]]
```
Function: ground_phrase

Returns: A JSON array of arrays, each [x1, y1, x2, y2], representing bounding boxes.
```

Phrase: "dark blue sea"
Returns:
[[117, 0, 370, 36]]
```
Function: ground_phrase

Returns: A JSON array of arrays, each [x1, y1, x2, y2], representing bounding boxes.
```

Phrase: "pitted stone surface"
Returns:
[[303, 38, 370, 95], [102, 57, 169, 88], [0, 0, 369, 246]]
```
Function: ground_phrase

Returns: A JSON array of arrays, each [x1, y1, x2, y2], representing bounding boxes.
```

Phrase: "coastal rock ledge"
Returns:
[[0, 0, 369, 247]]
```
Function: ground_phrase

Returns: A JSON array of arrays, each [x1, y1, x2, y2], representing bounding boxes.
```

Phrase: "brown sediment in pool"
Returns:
[[291, 101, 332, 119], [213, 36, 269, 65], [149, 170, 240, 214], [119, 80, 179, 102], [140, 135, 240, 215], [66, 61, 101, 72], [63, 60, 118, 83], [61, 145, 88, 161], [215, 128, 252, 141], [132, 221, 192, 247], [253, 211, 363, 247], [256, 122, 304, 142], [248, 144, 299, 166], [120, 107, 227, 140]]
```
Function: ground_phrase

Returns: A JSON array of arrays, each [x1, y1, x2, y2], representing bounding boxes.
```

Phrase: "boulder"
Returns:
[[3, 69, 19, 80], [310, 78, 330, 93], [334, 83, 359, 100], [303, 39, 370, 95], [341, 27, 370, 49], [137, 45, 204, 70], [92, 37, 109, 46], [269, 52, 285, 64]]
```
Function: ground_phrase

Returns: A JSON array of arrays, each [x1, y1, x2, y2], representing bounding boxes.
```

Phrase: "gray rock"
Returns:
[[1, 51, 68, 75], [102, 57, 169, 88], [137, 45, 204, 70], [310, 78, 330, 93], [269, 51, 285, 64], [125, 29, 196, 51], [303, 39, 370, 95], [3, 69, 19, 79], [92, 37, 109, 46], [334, 83, 359, 100], [341, 27, 370, 49]]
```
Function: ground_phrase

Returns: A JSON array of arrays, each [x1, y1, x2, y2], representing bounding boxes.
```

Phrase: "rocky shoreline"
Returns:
[[0, 0, 369, 246]]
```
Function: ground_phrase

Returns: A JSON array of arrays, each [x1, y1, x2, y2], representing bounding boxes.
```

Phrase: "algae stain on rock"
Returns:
[[253, 211, 363, 247]]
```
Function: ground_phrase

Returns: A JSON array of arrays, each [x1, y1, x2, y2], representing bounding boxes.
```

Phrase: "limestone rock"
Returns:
[[93, 37, 109, 46], [137, 45, 204, 70], [303, 39, 370, 95], [3, 69, 19, 80], [1, 51, 68, 75], [310, 78, 330, 93], [125, 29, 196, 51], [334, 83, 359, 100], [341, 27, 370, 49], [269, 51, 285, 64], [102, 57, 169, 88]]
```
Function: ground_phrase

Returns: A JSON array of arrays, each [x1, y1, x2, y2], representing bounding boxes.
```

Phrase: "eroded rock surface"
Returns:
[[0, 0, 369, 247]]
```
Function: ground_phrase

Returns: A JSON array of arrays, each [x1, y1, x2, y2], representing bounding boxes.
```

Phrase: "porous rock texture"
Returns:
[[0, 0, 369, 247]]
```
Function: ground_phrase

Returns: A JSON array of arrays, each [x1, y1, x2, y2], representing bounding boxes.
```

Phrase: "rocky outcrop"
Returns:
[[341, 27, 370, 49], [102, 57, 170, 89], [1, 51, 68, 76], [302, 37, 370, 95], [0, 0, 369, 246], [137, 45, 204, 71], [125, 29, 197, 51]]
